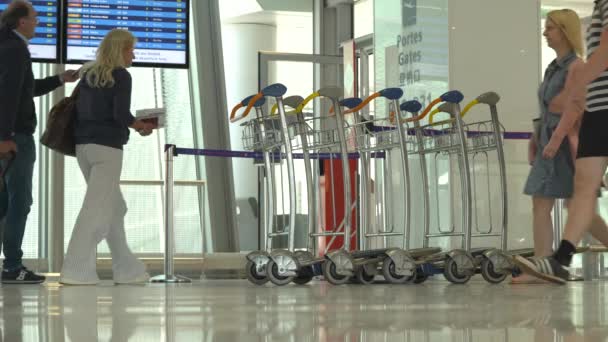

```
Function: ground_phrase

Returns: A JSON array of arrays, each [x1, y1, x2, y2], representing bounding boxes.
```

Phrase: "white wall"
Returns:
[[222, 24, 277, 250], [449, 0, 542, 249], [223, 23, 277, 200], [221, 13, 314, 251], [354, 0, 374, 38]]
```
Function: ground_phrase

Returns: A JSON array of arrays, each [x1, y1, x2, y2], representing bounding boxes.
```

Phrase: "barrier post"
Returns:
[[552, 199, 563, 252], [151, 145, 191, 283]]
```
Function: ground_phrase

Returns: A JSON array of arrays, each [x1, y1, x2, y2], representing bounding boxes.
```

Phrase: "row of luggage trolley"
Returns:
[[229, 83, 530, 286]]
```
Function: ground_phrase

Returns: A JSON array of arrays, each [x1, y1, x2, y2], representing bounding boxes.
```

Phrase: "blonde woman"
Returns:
[[60, 29, 154, 285], [517, 9, 608, 283]]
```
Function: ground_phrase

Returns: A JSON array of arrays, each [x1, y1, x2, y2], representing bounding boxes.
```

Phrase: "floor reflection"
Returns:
[[0, 280, 608, 341]]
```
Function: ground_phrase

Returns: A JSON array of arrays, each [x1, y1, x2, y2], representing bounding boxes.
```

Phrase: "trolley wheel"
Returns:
[[443, 257, 472, 284], [480, 257, 508, 284], [292, 266, 314, 285], [382, 258, 415, 284], [245, 260, 269, 285], [413, 272, 428, 284], [355, 266, 375, 285], [322, 260, 350, 285], [267, 260, 294, 286]]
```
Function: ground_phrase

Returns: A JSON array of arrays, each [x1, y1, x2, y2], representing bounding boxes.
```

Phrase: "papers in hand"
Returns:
[[135, 108, 166, 129]]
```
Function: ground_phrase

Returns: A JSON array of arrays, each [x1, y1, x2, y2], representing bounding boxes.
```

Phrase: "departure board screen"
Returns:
[[64, 0, 188, 68], [0, 0, 60, 62]]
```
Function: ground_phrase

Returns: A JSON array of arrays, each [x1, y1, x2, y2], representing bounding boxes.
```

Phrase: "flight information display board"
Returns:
[[0, 0, 60, 62], [64, 0, 188, 68]]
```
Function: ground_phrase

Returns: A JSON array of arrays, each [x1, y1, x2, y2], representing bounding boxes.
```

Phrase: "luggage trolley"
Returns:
[[424, 92, 590, 283], [333, 89, 440, 285], [448, 93, 592, 282], [266, 86, 358, 285], [263, 91, 349, 286], [396, 91, 480, 284], [232, 90, 281, 285], [292, 87, 356, 285], [426, 92, 572, 283], [425, 92, 513, 283], [250, 87, 355, 286], [231, 83, 300, 285]]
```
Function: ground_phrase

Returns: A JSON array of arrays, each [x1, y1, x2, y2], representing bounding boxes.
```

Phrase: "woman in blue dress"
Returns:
[[517, 9, 594, 283]]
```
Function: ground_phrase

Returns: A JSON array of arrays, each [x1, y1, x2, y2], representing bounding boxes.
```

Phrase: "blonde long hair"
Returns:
[[80, 29, 136, 88], [547, 9, 585, 58]]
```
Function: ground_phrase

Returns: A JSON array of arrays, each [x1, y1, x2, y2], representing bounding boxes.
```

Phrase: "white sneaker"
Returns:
[[59, 277, 100, 286], [114, 272, 150, 285]]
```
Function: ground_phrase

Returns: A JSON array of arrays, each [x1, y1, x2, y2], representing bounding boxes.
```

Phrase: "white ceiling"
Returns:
[[219, 0, 313, 20], [219, 0, 597, 26], [220, 0, 312, 26], [219, 0, 263, 20], [221, 10, 312, 27]]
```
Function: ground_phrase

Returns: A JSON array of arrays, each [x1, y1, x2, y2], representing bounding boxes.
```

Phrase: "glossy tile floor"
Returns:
[[1, 277, 608, 342]]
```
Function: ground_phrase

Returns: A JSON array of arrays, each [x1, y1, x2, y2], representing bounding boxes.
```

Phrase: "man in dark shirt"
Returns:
[[0, 0, 78, 283]]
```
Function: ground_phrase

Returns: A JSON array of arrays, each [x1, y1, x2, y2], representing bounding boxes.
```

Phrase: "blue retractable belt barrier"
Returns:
[[172, 147, 386, 160], [168, 131, 531, 160]]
